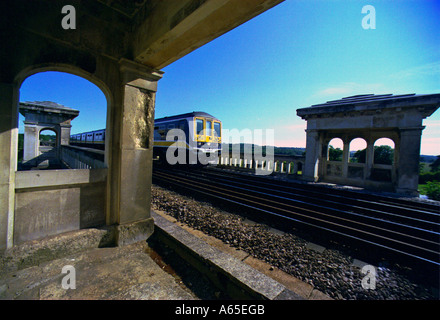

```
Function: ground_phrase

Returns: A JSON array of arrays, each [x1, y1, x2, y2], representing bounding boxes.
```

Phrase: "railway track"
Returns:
[[152, 165, 440, 269]]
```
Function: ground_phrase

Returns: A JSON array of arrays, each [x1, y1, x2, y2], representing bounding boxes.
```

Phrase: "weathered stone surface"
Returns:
[[0, 241, 194, 300], [116, 218, 155, 246], [0, 227, 115, 276], [152, 210, 303, 300], [13, 169, 107, 245]]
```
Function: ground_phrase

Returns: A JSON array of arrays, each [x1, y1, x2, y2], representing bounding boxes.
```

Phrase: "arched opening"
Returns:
[[296, 162, 303, 175], [328, 138, 344, 162], [326, 138, 344, 177], [18, 71, 108, 170], [370, 137, 395, 183], [347, 137, 367, 180], [11, 66, 112, 244], [349, 138, 367, 163], [288, 162, 295, 174], [373, 138, 395, 165], [39, 128, 57, 147]]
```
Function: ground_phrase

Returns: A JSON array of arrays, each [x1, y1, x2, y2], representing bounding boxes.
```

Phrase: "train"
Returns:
[[70, 111, 222, 164], [70, 129, 106, 149]]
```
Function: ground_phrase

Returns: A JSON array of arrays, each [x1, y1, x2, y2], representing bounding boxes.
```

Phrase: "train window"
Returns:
[[157, 125, 166, 140], [214, 122, 221, 137], [196, 119, 204, 135], [168, 124, 175, 129], [206, 120, 212, 136], [178, 120, 186, 131]]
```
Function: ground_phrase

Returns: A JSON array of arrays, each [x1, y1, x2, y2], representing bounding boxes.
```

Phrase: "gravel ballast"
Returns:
[[151, 184, 438, 300]]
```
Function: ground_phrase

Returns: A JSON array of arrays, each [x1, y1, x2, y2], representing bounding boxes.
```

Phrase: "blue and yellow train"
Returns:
[[70, 129, 106, 149], [70, 111, 222, 163]]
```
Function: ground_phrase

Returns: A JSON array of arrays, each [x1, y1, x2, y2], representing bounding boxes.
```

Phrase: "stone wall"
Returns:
[[13, 169, 107, 244]]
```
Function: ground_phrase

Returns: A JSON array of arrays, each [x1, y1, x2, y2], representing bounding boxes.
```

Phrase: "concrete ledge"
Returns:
[[2, 217, 155, 275], [116, 218, 155, 246], [0, 227, 116, 276], [151, 210, 303, 300], [15, 168, 107, 190]]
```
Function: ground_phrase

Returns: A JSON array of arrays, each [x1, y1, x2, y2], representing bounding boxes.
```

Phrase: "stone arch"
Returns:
[[18, 100, 79, 168], [8, 58, 163, 244], [367, 137, 396, 183], [15, 63, 113, 105], [349, 137, 367, 163], [373, 137, 395, 165], [327, 137, 344, 162], [296, 161, 303, 174], [16, 65, 113, 167], [297, 94, 440, 195], [38, 127, 58, 147]]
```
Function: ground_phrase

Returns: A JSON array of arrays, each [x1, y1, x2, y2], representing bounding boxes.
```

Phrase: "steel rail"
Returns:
[[203, 168, 440, 217], [176, 167, 440, 230], [153, 170, 440, 266], [210, 167, 440, 213], [154, 170, 438, 250], [201, 167, 440, 222], [155, 168, 439, 244]]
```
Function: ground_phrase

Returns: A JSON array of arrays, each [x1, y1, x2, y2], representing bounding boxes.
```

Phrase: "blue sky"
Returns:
[[19, 0, 440, 154]]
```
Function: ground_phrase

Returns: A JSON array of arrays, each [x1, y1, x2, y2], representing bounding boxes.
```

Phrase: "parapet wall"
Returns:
[[13, 169, 107, 244]]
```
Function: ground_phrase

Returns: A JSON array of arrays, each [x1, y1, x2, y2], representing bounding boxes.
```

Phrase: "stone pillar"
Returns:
[[0, 82, 19, 250], [303, 129, 321, 182], [364, 138, 374, 180], [396, 127, 424, 195], [113, 59, 163, 246], [60, 123, 72, 146], [342, 139, 350, 178], [23, 122, 39, 161]]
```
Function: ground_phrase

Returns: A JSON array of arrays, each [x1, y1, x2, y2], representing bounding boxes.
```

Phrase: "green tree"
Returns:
[[425, 181, 440, 201], [430, 155, 440, 171], [352, 149, 366, 163], [374, 145, 394, 165], [348, 145, 394, 165], [328, 145, 343, 161]]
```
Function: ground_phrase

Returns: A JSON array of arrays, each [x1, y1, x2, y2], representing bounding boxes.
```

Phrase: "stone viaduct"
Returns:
[[297, 93, 440, 196], [0, 0, 285, 251], [219, 93, 439, 196], [19, 101, 79, 167]]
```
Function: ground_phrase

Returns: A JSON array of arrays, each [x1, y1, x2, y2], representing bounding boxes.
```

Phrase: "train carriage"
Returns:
[[153, 111, 222, 164], [70, 129, 106, 150], [70, 111, 222, 164]]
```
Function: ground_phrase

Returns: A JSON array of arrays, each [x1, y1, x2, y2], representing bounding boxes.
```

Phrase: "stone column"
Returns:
[[23, 122, 39, 162], [342, 139, 350, 178], [396, 126, 424, 195], [113, 59, 163, 246], [364, 138, 374, 180], [0, 82, 19, 250], [60, 123, 72, 146], [303, 129, 321, 182]]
